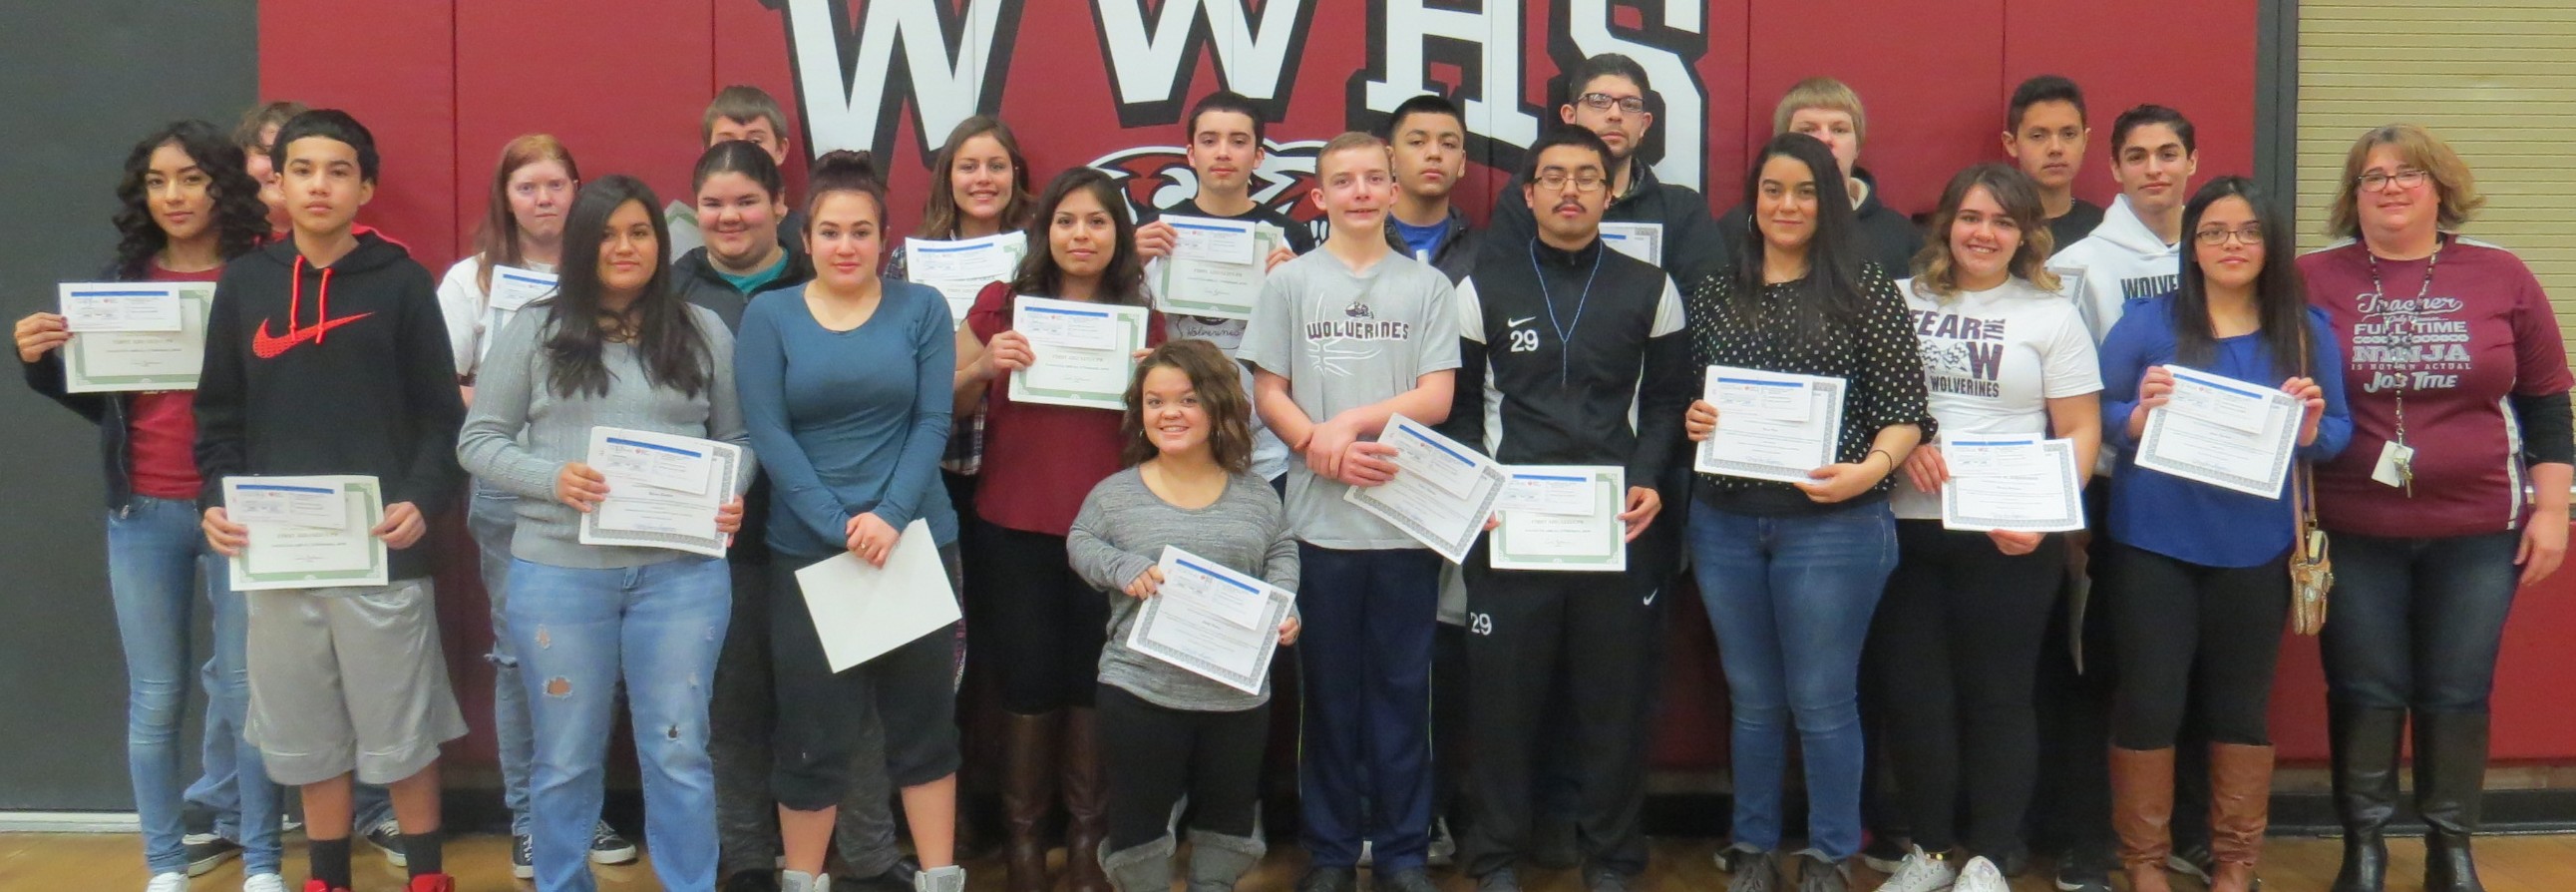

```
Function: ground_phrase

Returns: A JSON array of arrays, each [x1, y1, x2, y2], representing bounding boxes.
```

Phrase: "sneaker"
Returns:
[[300, 881, 348, 892], [1584, 867, 1635, 892], [911, 864, 965, 892], [512, 834, 536, 879], [363, 818, 406, 868], [1952, 857, 2010, 892], [147, 873, 189, 892], [1793, 850, 1850, 892], [589, 820, 640, 864], [2166, 844, 2213, 883], [1876, 847, 1958, 892], [1719, 847, 1778, 892], [1426, 817, 1458, 868], [1380, 868, 1441, 892], [1295, 866, 1358, 892], [185, 832, 244, 876], [405, 874, 456, 892], [2051, 850, 2112, 892], [244, 873, 288, 892], [1860, 836, 1909, 875], [1475, 868, 1523, 892]]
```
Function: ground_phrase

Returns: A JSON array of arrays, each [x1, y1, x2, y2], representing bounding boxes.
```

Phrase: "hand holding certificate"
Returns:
[[1127, 546, 1298, 694], [576, 427, 743, 558], [1939, 437, 2086, 533], [1693, 366, 1847, 483], [59, 282, 216, 392], [2134, 365, 2301, 498], [1343, 414, 1511, 564], [1008, 295, 1150, 410], [1152, 216, 1283, 319], [224, 476, 389, 591], [1490, 466, 1627, 572], [908, 231, 1028, 326]]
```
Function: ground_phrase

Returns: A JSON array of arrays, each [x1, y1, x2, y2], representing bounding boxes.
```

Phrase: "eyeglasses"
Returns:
[[1532, 171, 1607, 193], [2193, 224, 2265, 246], [1578, 92, 1648, 114], [2356, 169, 2430, 191]]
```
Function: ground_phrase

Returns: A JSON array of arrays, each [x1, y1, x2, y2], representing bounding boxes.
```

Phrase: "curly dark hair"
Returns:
[[111, 120, 269, 280]]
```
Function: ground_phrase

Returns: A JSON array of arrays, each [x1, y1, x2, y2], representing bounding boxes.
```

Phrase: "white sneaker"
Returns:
[[1876, 847, 1959, 892], [243, 873, 287, 892], [1952, 857, 2010, 892], [146, 873, 189, 892]]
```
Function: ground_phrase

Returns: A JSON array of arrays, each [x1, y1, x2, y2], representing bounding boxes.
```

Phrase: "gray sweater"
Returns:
[[457, 303, 754, 569], [1067, 466, 1298, 711]]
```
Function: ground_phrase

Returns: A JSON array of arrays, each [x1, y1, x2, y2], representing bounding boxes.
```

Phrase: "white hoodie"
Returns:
[[2047, 195, 2182, 344]]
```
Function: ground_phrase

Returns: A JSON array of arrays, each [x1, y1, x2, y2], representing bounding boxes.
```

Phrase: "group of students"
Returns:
[[18, 52, 2567, 892]]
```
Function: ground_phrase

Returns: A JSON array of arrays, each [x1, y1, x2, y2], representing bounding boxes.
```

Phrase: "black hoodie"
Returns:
[[193, 232, 466, 582]]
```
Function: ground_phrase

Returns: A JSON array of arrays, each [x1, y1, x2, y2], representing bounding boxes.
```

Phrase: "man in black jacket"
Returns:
[[1488, 54, 1727, 287], [1380, 94, 1480, 283]]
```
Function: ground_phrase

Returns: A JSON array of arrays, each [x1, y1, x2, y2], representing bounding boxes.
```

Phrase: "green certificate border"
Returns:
[[64, 282, 215, 392], [1009, 298, 1148, 410], [227, 477, 390, 590], [1152, 225, 1281, 318]]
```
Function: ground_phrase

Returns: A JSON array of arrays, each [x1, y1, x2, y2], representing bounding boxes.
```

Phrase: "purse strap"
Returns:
[[2293, 321, 2322, 554]]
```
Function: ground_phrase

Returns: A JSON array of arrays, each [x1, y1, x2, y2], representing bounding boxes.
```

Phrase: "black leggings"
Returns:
[[768, 549, 963, 810], [1097, 684, 1269, 850], [1872, 521, 2062, 854], [977, 521, 1108, 714], [2105, 542, 2290, 750]]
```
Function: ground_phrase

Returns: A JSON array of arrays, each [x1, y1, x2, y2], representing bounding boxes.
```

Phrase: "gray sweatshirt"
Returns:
[[1066, 466, 1299, 711], [457, 303, 754, 569]]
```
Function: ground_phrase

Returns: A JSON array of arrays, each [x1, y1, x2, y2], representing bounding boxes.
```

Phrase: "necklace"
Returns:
[[2363, 235, 2443, 496], [1529, 237, 1604, 386]]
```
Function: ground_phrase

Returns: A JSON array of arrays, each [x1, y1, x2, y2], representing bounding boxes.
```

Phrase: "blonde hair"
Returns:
[[1316, 131, 1390, 179], [1911, 163, 2058, 300], [2327, 124, 2483, 240], [1773, 77, 1867, 145]]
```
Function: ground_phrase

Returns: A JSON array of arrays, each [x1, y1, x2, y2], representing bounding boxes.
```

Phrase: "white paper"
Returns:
[[592, 429, 716, 495], [487, 265, 558, 312], [1127, 546, 1295, 694], [1693, 366, 1847, 484], [1008, 295, 1148, 411], [1343, 414, 1511, 564], [1597, 222, 1663, 268], [1164, 215, 1261, 264], [1152, 223, 1283, 320], [62, 285, 183, 332], [578, 427, 740, 558], [907, 231, 1027, 326], [1490, 466, 1627, 572], [61, 282, 215, 393], [793, 520, 960, 672], [227, 481, 349, 529], [225, 475, 388, 592], [1711, 373, 1814, 423], [1496, 471, 1596, 516], [1940, 438, 2087, 533], [2134, 365, 2301, 498]]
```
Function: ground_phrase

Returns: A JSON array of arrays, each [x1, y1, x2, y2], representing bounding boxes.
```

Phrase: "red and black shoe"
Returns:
[[406, 874, 457, 892], [301, 881, 350, 892]]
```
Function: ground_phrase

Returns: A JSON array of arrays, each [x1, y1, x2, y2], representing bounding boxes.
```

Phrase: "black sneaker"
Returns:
[[1475, 868, 1523, 892], [589, 820, 640, 865], [1793, 851, 1850, 892], [363, 818, 407, 868], [184, 832, 242, 877], [2051, 848, 2111, 892], [1720, 847, 1778, 892], [1859, 836, 1909, 875], [1296, 866, 1358, 892], [1380, 867, 1441, 892], [512, 834, 535, 880]]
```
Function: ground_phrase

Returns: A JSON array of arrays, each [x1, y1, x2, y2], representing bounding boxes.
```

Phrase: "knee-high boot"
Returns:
[[2110, 746, 2175, 892], [1063, 707, 1112, 892], [2207, 743, 2274, 892], [2415, 710, 2490, 892], [2328, 703, 2405, 892], [1002, 711, 1061, 892]]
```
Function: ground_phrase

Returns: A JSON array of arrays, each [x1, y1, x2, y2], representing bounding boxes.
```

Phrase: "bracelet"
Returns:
[[1868, 449, 1896, 471]]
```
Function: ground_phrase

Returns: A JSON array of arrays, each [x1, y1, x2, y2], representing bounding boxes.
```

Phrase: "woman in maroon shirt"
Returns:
[[951, 168, 1166, 892], [2299, 124, 2573, 892]]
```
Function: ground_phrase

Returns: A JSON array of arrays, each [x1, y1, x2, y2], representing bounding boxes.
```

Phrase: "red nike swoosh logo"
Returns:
[[251, 312, 374, 359]]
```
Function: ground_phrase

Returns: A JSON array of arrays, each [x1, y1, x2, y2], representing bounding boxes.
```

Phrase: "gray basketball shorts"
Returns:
[[243, 578, 468, 786]]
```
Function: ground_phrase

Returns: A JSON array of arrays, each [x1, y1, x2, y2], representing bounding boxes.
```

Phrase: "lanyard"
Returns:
[[1529, 238, 1604, 386], [2363, 237, 2443, 448]]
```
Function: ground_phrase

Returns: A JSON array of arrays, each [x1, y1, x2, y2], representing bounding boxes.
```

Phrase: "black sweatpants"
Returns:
[[2104, 542, 2291, 749], [1871, 522, 2062, 854], [1458, 552, 1657, 878], [1097, 684, 1269, 850], [769, 549, 964, 809], [976, 521, 1108, 714]]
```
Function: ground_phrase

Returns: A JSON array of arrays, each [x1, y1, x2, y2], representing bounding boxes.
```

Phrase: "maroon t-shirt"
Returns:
[[128, 264, 226, 500], [2301, 238, 2573, 538], [966, 280, 1167, 537]]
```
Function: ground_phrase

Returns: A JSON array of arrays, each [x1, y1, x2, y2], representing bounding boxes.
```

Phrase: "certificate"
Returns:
[[486, 265, 558, 312], [907, 231, 1027, 326], [1940, 437, 2086, 533], [1598, 222, 1663, 268], [1343, 414, 1511, 564], [1489, 466, 1626, 572], [1693, 366, 1847, 484], [2134, 365, 2301, 498], [1127, 546, 1297, 694], [1008, 295, 1149, 411], [225, 475, 389, 592], [1152, 217, 1284, 320], [793, 519, 960, 671], [60, 282, 215, 393], [577, 427, 743, 558]]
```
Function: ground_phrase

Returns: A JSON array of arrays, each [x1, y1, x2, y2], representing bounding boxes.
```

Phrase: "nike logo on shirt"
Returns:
[[1506, 316, 1538, 327], [251, 312, 374, 359]]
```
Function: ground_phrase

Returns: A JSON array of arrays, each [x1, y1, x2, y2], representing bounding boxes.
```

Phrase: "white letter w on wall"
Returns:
[[778, 0, 1023, 159], [1092, 0, 1319, 127]]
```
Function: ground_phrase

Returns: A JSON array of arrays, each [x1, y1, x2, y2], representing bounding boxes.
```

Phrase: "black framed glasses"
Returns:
[[2193, 224, 2265, 246], [1532, 171, 1607, 193], [2356, 169, 2430, 191], [1578, 92, 1648, 114]]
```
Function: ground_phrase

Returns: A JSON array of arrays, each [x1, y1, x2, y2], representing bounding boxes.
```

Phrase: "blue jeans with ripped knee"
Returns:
[[508, 555, 730, 892]]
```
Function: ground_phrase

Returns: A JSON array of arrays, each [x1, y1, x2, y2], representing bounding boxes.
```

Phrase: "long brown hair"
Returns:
[[1910, 163, 2059, 300], [473, 134, 580, 293], [919, 116, 1035, 238], [1119, 339, 1254, 474], [1010, 169, 1149, 306]]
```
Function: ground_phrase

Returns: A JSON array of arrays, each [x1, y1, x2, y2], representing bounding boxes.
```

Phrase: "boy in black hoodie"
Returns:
[[1719, 77, 1924, 277], [1489, 54, 1727, 287], [194, 110, 468, 892]]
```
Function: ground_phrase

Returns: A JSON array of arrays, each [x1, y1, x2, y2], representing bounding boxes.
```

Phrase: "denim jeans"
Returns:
[[2320, 530, 2522, 712], [108, 496, 281, 875], [1687, 499, 1898, 860], [508, 556, 732, 892], [470, 482, 537, 835]]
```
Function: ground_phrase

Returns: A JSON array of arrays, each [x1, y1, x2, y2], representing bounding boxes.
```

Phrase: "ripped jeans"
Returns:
[[507, 555, 731, 892]]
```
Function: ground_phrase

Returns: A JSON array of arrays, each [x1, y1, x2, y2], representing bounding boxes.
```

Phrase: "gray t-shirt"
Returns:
[[1236, 248, 1461, 549], [1067, 467, 1299, 711]]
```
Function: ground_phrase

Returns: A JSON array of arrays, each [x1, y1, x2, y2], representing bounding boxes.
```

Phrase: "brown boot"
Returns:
[[2208, 743, 2275, 892], [2110, 746, 2176, 892], [1063, 706, 1112, 892], [1003, 711, 1061, 892]]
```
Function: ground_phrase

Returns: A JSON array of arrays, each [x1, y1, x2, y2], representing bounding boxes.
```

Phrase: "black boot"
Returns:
[[2329, 703, 2405, 892], [2414, 710, 2490, 892]]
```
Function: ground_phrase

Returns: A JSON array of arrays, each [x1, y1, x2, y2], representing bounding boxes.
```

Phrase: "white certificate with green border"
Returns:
[[225, 475, 389, 592], [1008, 294, 1149, 411], [61, 281, 215, 393], [1488, 465, 1626, 572], [1150, 221, 1283, 320]]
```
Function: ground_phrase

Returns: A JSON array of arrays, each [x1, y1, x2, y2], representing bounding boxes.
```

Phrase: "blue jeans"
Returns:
[[470, 483, 538, 835], [509, 556, 731, 892], [109, 496, 281, 874], [1687, 499, 1898, 860], [2320, 530, 2522, 712]]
